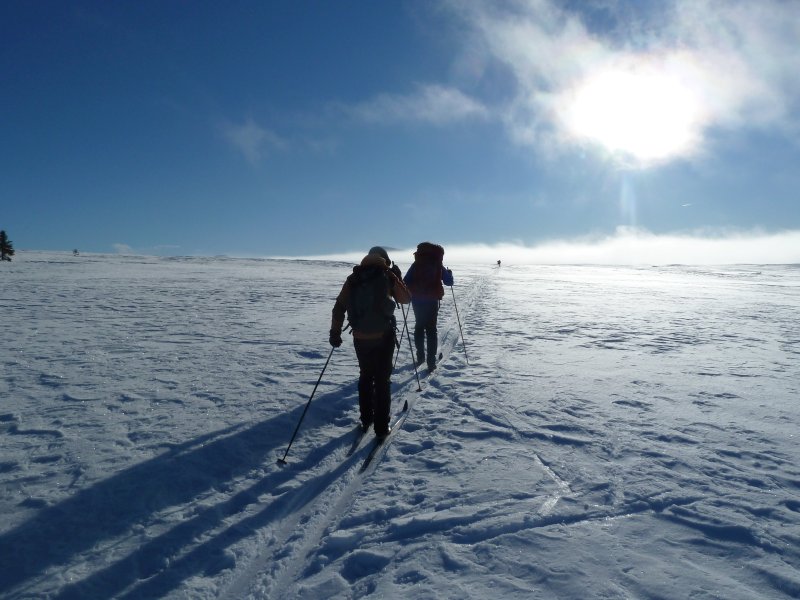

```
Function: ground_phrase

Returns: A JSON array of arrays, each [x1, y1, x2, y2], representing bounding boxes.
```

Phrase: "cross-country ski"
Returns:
[[359, 406, 409, 474]]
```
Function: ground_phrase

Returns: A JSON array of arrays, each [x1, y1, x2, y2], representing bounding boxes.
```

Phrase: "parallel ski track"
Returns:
[[220, 271, 491, 600]]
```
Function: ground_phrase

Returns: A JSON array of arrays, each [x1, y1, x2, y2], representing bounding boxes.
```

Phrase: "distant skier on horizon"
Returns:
[[403, 242, 453, 371]]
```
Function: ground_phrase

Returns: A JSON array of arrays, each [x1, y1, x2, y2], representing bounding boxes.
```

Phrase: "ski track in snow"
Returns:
[[220, 268, 567, 599], [1, 254, 799, 599]]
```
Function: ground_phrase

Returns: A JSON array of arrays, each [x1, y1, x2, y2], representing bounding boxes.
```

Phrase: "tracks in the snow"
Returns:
[[220, 275, 489, 599]]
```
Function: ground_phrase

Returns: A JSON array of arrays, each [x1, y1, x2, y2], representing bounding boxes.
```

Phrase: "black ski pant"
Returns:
[[411, 300, 439, 367], [353, 330, 395, 436]]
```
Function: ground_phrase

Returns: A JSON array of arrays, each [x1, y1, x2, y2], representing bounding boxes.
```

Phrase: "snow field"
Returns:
[[1, 253, 798, 599]]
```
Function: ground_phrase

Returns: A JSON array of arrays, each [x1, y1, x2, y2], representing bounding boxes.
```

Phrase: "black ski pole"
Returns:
[[398, 302, 422, 399], [393, 304, 408, 370], [450, 286, 469, 365], [277, 332, 342, 465]]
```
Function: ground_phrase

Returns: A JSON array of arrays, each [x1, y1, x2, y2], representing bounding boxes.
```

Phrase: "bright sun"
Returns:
[[561, 63, 704, 165]]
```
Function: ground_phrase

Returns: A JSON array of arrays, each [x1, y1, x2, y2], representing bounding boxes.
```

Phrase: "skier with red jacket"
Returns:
[[403, 242, 454, 371]]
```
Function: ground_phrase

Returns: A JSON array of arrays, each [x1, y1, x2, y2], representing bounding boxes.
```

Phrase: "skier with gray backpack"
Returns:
[[329, 246, 410, 440], [403, 242, 454, 372]]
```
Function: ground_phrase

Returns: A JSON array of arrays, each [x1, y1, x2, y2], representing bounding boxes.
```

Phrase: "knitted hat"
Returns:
[[368, 246, 391, 265]]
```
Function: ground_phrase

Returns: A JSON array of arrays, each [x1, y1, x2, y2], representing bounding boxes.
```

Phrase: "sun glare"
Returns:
[[561, 62, 704, 165]]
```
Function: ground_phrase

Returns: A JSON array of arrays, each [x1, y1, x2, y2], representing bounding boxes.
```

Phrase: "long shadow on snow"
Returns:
[[53, 425, 360, 600], [0, 383, 358, 596]]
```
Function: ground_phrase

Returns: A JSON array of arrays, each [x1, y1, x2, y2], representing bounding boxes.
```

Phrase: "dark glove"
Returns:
[[390, 263, 402, 280], [329, 329, 342, 348], [442, 268, 454, 287]]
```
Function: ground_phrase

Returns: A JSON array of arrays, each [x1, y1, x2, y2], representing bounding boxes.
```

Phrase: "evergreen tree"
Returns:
[[0, 230, 15, 261]]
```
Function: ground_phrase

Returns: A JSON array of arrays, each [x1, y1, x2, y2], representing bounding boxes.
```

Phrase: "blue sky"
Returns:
[[2, 0, 799, 262]]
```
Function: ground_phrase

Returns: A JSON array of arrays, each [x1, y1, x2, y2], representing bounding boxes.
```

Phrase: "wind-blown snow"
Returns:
[[1, 252, 798, 599]]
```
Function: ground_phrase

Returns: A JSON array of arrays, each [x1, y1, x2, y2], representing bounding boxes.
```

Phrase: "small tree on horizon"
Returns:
[[0, 230, 15, 261]]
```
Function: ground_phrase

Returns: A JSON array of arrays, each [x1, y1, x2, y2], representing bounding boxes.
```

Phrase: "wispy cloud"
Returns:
[[451, 0, 800, 165], [220, 117, 286, 164], [112, 243, 133, 255], [670, 0, 800, 129], [347, 84, 489, 125], [446, 228, 800, 265], [289, 228, 800, 265]]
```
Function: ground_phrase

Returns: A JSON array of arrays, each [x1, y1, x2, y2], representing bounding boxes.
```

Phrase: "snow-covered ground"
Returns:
[[1, 251, 799, 599]]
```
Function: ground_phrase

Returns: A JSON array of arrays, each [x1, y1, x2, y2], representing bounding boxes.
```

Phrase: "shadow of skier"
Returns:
[[0, 383, 358, 597], [52, 426, 359, 600]]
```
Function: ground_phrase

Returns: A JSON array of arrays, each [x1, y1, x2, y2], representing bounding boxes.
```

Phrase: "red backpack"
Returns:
[[408, 242, 445, 301]]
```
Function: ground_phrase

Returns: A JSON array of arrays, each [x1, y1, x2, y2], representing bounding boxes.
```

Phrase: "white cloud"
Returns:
[[290, 228, 800, 265], [454, 0, 800, 165], [665, 1, 800, 131], [112, 243, 133, 255], [444, 228, 800, 265], [220, 118, 286, 164], [348, 84, 489, 125]]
